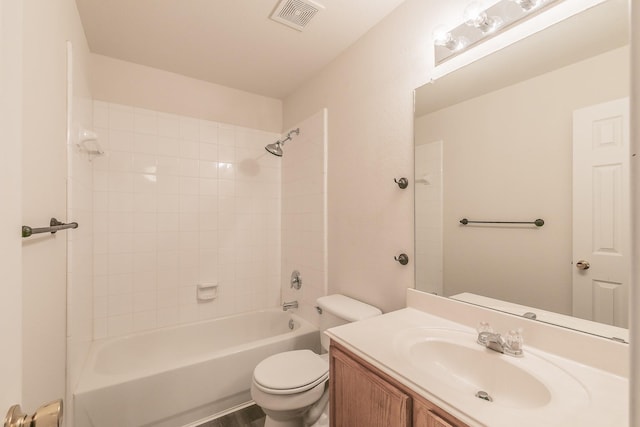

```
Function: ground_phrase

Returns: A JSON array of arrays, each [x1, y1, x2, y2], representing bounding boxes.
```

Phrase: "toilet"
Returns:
[[251, 294, 382, 427]]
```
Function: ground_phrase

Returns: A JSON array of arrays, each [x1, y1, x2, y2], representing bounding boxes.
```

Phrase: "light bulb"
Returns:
[[463, 1, 502, 34], [511, 0, 543, 11], [463, 1, 485, 27], [433, 25, 468, 52]]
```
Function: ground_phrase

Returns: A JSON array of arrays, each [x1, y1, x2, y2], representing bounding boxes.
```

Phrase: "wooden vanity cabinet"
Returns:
[[330, 342, 469, 427]]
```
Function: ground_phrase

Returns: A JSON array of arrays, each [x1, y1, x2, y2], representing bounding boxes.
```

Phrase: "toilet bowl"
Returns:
[[251, 350, 329, 427], [251, 295, 382, 427]]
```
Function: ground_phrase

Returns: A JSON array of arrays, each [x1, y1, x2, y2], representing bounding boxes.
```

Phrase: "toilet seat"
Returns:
[[253, 350, 329, 395]]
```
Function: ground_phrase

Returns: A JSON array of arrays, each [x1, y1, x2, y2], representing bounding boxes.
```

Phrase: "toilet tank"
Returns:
[[316, 294, 382, 352]]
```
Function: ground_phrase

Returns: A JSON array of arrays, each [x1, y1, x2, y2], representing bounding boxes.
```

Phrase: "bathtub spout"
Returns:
[[282, 301, 298, 311]]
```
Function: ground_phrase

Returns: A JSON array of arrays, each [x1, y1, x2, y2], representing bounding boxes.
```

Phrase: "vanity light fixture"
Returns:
[[433, 0, 562, 64]]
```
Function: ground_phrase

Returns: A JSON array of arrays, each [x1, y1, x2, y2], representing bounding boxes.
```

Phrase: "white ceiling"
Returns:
[[75, 0, 407, 99]]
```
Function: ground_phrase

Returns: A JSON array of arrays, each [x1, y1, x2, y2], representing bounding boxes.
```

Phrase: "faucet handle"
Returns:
[[505, 329, 524, 351], [476, 321, 494, 334]]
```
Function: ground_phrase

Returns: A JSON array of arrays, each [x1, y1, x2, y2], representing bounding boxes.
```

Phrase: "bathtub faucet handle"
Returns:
[[282, 301, 298, 311]]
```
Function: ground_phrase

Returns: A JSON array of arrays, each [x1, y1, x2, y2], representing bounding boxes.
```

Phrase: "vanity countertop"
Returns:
[[325, 292, 628, 427]]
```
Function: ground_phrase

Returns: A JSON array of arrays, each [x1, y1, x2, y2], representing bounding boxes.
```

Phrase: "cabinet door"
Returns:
[[331, 346, 411, 427], [414, 398, 457, 427]]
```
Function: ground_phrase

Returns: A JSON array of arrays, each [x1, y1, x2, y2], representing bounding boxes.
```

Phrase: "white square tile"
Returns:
[[108, 293, 133, 316], [218, 127, 235, 147], [157, 194, 180, 213], [158, 113, 181, 138], [157, 213, 180, 231], [108, 212, 134, 233], [133, 193, 157, 213], [93, 296, 108, 318], [179, 177, 199, 195], [157, 156, 180, 176], [109, 129, 134, 151], [108, 172, 133, 193], [109, 253, 134, 275], [179, 195, 199, 213], [199, 178, 218, 196], [180, 117, 199, 141], [93, 317, 107, 339], [157, 175, 180, 194], [157, 269, 179, 289], [107, 313, 134, 337], [134, 251, 157, 273], [199, 143, 218, 161], [200, 120, 219, 144], [133, 154, 158, 174], [218, 145, 235, 163], [132, 173, 157, 194], [157, 232, 180, 252], [133, 212, 157, 233], [133, 270, 157, 292], [108, 192, 133, 213], [157, 288, 179, 308], [93, 191, 109, 212], [157, 251, 180, 271], [134, 109, 158, 135], [93, 170, 109, 192], [108, 232, 133, 254], [199, 230, 218, 250], [133, 310, 157, 332], [157, 307, 179, 327], [134, 133, 158, 154], [180, 158, 199, 177], [157, 136, 180, 157], [109, 104, 134, 131], [199, 161, 219, 179], [179, 140, 199, 159]]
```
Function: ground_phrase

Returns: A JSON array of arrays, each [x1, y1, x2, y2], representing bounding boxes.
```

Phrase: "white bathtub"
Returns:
[[74, 310, 320, 427]]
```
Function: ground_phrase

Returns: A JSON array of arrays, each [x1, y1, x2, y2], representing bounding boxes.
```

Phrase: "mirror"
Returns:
[[413, 0, 630, 340]]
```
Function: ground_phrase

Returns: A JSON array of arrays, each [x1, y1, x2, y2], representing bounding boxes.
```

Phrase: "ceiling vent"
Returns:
[[270, 0, 325, 31]]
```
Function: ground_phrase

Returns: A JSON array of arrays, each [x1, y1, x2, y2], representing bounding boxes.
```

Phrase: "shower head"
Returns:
[[265, 141, 283, 157], [265, 128, 300, 157]]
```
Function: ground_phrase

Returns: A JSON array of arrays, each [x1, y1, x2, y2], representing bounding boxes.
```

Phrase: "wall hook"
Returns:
[[394, 177, 409, 189], [394, 253, 409, 265]]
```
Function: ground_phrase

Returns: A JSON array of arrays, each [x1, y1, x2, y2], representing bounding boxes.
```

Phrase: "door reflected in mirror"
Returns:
[[413, 0, 631, 341]]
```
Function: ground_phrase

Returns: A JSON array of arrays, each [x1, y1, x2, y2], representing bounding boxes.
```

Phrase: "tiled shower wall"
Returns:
[[280, 109, 328, 327], [92, 101, 282, 338]]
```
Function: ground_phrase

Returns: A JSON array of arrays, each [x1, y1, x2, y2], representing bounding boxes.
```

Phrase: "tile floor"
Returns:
[[196, 404, 265, 427]]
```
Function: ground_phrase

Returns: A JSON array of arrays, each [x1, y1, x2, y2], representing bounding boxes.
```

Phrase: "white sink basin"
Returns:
[[394, 328, 589, 410]]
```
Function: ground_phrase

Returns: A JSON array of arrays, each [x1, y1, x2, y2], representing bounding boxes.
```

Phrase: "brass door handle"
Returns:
[[4, 399, 62, 427]]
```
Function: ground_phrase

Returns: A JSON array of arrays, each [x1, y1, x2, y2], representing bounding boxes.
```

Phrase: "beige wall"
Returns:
[[415, 46, 629, 315], [280, 110, 328, 327], [0, 0, 23, 411], [91, 54, 283, 134], [21, 0, 91, 416], [282, 0, 469, 313]]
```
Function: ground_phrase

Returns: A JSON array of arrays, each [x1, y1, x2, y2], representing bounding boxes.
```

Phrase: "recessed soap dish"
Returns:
[[197, 283, 218, 302]]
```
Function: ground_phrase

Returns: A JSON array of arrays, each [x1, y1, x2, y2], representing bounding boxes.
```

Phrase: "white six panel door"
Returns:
[[572, 98, 630, 328]]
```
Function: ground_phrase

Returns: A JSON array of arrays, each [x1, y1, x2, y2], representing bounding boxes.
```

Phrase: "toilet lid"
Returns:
[[253, 350, 329, 395]]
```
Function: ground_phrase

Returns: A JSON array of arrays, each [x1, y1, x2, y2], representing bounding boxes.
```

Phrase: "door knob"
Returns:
[[4, 399, 62, 427], [576, 260, 590, 270]]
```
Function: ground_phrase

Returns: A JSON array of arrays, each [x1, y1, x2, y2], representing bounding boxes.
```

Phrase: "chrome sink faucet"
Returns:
[[282, 300, 298, 311], [476, 322, 524, 357]]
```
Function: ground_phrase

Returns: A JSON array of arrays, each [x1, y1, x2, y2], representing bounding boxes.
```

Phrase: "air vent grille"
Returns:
[[270, 0, 324, 31]]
